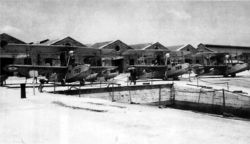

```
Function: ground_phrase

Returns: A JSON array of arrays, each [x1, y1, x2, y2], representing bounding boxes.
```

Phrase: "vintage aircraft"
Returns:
[[2, 43, 118, 85], [122, 49, 190, 80], [192, 52, 249, 77], [4, 58, 118, 85]]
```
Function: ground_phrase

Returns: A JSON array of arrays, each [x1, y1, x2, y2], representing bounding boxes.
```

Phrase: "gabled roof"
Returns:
[[198, 43, 215, 52], [37, 36, 86, 47], [202, 44, 250, 50], [166, 44, 188, 51], [90, 41, 114, 49], [39, 39, 60, 45], [0, 33, 26, 44], [129, 42, 157, 50]]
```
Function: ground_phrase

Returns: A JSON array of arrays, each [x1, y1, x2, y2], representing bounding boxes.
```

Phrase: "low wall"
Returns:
[[56, 84, 174, 105], [55, 84, 250, 119]]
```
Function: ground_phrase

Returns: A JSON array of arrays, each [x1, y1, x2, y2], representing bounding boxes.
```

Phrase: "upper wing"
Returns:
[[122, 49, 169, 56], [131, 65, 168, 71], [4, 65, 68, 74], [169, 51, 190, 57], [1, 44, 116, 57], [90, 66, 118, 73]]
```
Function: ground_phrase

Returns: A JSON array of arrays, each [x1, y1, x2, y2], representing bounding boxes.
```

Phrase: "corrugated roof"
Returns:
[[203, 44, 250, 49], [39, 39, 61, 45], [166, 44, 187, 51], [129, 42, 155, 50], [90, 41, 114, 49], [0, 33, 26, 44]]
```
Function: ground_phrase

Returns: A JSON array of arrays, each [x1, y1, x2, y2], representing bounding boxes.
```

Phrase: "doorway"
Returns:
[[112, 59, 124, 73]]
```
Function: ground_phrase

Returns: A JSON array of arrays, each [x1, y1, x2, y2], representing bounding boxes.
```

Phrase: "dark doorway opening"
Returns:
[[129, 59, 135, 65], [45, 58, 53, 66], [112, 59, 124, 73], [185, 59, 193, 64], [0, 58, 14, 76], [24, 58, 32, 65]]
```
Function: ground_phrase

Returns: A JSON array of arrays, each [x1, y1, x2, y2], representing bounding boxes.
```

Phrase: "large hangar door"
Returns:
[[0, 58, 14, 76], [112, 58, 124, 73]]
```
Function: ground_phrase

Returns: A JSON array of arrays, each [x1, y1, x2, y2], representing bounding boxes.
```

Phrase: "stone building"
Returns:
[[127, 42, 169, 66], [197, 43, 250, 65], [32, 36, 86, 66], [0, 33, 27, 75], [166, 44, 198, 64], [89, 40, 132, 73]]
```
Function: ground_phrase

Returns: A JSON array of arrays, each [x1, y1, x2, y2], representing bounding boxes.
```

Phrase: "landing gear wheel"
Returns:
[[231, 74, 236, 77], [80, 79, 85, 86], [223, 74, 228, 77], [162, 76, 167, 81], [61, 79, 66, 86], [173, 76, 179, 80]]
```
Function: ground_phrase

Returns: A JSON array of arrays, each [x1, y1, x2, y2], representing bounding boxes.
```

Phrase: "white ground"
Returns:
[[1, 71, 250, 144]]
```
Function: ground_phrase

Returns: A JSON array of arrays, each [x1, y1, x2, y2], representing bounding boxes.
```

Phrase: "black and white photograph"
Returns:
[[1, 0, 250, 143]]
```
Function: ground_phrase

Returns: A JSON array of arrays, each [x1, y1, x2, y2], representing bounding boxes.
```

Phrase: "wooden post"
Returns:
[[170, 84, 175, 106], [79, 83, 81, 97], [197, 88, 202, 109], [226, 82, 229, 91], [197, 77, 199, 87], [222, 89, 226, 112], [112, 84, 114, 102], [54, 80, 56, 94], [159, 87, 161, 107]]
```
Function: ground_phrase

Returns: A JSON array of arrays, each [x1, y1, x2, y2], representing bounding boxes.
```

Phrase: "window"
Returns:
[[0, 40, 8, 48], [187, 48, 190, 51], [115, 45, 120, 51], [65, 43, 71, 46], [154, 46, 158, 49]]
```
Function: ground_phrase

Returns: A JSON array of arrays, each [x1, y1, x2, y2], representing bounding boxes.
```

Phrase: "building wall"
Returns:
[[101, 40, 132, 72], [123, 42, 169, 70], [0, 33, 26, 75], [180, 44, 198, 64], [144, 42, 168, 50], [52, 37, 86, 47], [0, 33, 26, 46], [197, 44, 250, 65], [30, 37, 87, 66]]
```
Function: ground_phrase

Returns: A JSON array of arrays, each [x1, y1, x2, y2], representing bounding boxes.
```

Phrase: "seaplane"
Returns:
[[122, 49, 190, 80], [192, 52, 249, 77], [2, 43, 118, 85]]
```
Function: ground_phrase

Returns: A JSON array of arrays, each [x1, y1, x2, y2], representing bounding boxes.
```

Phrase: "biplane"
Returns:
[[192, 52, 249, 77], [2, 44, 118, 85], [122, 49, 190, 80]]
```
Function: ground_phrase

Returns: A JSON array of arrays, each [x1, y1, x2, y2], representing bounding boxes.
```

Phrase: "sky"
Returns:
[[0, 0, 250, 47]]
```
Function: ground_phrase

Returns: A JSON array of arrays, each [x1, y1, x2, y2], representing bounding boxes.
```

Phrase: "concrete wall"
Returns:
[[55, 84, 250, 118]]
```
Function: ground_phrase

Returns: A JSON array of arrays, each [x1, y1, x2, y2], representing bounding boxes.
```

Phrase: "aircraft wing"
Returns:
[[192, 51, 243, 58], [169, 51, 190, 57], [122, 49, 169, 56], [90, 66, 118, 73], [130, 65, 168, 71], [4, 65, 68, 74], [1, 44, 112, 57], [192, 52, 221, 58]]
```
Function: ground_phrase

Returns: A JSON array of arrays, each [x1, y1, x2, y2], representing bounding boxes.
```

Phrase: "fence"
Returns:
[[54, 83, 250, 119]]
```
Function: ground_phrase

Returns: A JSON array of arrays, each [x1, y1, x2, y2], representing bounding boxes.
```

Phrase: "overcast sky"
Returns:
[[0, 0, 250, 47]]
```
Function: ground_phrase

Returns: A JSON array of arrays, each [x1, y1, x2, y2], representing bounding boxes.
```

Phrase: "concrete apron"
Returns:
[[54, 84, 250, 119]]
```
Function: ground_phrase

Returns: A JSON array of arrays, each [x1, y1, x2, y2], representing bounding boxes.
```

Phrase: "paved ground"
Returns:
[[1, 71, 250, 144]]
